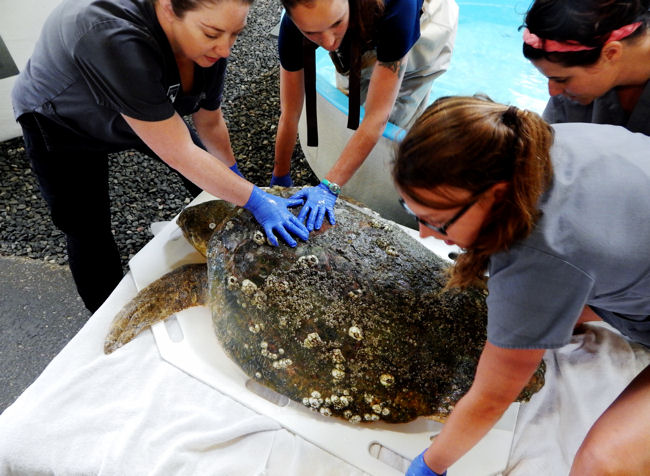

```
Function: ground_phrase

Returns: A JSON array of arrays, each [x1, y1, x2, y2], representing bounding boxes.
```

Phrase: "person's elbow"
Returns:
[[358, 110, 389, 142], [160, 139, 199, 172]]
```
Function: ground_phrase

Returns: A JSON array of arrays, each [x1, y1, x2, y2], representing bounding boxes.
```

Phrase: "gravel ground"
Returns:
[[0, 0, 318, 271]]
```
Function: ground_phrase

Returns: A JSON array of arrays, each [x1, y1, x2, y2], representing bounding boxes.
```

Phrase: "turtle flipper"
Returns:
[[104, 263, 208, 354]]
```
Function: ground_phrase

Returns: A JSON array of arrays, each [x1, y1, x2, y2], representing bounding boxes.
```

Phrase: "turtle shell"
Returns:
[[200, 189, 544, 424]]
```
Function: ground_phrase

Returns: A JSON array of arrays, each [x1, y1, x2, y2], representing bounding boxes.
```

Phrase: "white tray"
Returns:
[[130, 193, 517, 476]]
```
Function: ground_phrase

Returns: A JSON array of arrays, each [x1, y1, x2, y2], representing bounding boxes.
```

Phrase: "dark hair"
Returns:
[[154, 0, 254, 18], [393, 95, 554, 289], [281, 0, 384, 43], [522, 0, 650, 67]]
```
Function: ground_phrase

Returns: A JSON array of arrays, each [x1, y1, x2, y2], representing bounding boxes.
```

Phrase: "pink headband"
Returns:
[[523, 21, 643, 53]]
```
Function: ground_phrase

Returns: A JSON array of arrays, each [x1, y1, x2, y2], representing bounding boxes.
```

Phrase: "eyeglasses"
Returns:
[[398, 196, 479, 236]]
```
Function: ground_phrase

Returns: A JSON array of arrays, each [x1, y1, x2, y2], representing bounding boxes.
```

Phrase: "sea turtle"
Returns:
[[105, 187, 545, 424]]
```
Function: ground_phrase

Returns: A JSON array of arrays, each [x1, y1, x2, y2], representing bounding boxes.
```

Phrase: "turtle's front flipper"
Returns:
[[104, 263, 208, 354]]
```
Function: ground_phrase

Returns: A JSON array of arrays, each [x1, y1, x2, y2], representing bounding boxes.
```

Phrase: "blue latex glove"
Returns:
[[290, 183, 337, 232], [270, 172, 293, 187], [405, 450, 446, 476], [229, 162, 244, 178], [244, 186, 309, 247]]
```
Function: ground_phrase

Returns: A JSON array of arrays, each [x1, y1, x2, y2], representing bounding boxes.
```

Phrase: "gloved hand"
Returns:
[[405, 450, 446, 476], [229, 162, 244, 178], [244, 185, 309, 247], [290, 183, 337, 232], [270, 172, 293, 187]]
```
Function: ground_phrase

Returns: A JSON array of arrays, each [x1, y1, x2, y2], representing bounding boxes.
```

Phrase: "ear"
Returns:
[[488, 181, 510, 201], [158, 0, 177, 22], [601, 41, 623, 64]]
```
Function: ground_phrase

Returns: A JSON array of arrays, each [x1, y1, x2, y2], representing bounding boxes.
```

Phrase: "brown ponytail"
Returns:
[[393, 95, 554, 289]]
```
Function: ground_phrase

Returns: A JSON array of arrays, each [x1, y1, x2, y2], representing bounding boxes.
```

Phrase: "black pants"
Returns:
[[17, 113, 203, 312]]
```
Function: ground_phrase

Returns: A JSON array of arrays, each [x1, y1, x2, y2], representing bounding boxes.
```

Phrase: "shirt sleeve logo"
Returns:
[[166, 84, 180, 103]]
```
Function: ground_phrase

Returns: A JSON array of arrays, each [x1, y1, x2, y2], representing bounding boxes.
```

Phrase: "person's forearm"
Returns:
[[122, 112, 251, 206], [275, 67, 305, 178], [193, 110, 236, 166], [422, 343, 546, 473], [274, 112, 299, 177], [423, 390, 513, 473], [166, 140, 252, 206], [326, 115, 385, 186]]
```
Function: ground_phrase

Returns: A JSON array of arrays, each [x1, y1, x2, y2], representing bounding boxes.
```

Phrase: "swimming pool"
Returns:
[[431, 0, 548, 113]]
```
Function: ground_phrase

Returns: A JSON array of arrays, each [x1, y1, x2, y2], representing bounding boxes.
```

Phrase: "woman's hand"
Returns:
[[290, 183, 338, 231], [244, 186, 309, 247]]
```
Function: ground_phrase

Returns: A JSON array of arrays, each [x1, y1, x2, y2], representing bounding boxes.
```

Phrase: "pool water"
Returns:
[[314, 0, 549, 128], [431, 0, 549, 113]]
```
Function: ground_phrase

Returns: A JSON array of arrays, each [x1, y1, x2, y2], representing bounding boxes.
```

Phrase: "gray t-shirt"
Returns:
[[12, 0, 227, 149], [487, 123, 650, 349], [543, 81, 650, 136]]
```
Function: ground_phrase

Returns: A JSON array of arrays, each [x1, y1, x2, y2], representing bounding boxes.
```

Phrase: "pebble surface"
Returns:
[[0, 0, 318, 270]]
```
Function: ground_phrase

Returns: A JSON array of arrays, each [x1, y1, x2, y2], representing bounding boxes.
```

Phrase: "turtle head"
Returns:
[[177, 200, 238, 257]]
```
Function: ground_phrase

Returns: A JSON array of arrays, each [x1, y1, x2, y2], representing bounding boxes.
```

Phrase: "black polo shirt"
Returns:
[[12, 0, 227, 150]]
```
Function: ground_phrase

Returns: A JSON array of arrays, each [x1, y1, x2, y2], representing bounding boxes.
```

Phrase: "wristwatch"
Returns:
[[321, 178, 341, 196]]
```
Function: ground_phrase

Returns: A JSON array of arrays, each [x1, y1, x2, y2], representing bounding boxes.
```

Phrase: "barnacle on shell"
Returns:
[[253, 291, 267, 309], [226, 275, 239, 290], [331, 349, 345, 363], [331, 368, 345, 380], [241, 279, 258, 296], [272, 359, 293, 369], [297, 254, 319, 268], [253, 230, 266, 245], [385, 246, 399, 256], [348, 326, 363, 341], [347, 288, 364, 299], [303, 332, 323, 348]]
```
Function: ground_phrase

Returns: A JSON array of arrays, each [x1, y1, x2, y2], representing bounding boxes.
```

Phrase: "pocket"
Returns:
[[17, 113, 49, 156]]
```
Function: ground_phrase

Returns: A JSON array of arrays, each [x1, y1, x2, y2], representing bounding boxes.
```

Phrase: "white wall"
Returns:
[[0, 0, 62, 141]]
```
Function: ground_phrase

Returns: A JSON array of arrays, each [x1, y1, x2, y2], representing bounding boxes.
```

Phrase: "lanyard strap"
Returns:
[[302, 33, 361, 147], [302, 37, 319, 146]]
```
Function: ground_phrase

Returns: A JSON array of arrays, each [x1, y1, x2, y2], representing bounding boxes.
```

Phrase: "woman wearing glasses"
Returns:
[[522, 0, 650, 135], [396, 96, 650, 476]]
